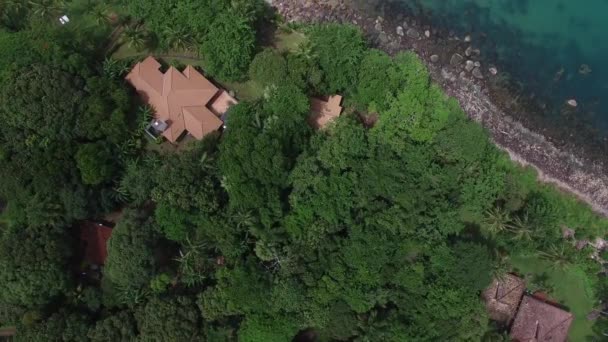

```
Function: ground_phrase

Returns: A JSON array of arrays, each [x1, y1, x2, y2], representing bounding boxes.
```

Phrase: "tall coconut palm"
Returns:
[[122, 24, 147, 50], [164, 26, 195, 51], [2, 0, 28, 19], [29, 0, 64, 19], [491, 250, 511, 281], [481, 207, 511, 238], [90, 4, 111, 27], [539, 244, 573, 270], [175, 237, 210, 287], [296, 40, 317, 61], [508, 214, 533, 241]]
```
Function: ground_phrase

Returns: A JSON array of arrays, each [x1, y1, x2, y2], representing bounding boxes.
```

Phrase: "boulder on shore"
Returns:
[[465, 60, 475, 72], [450, 53, 464, 66], [472, 67, 483, 79], [406, 28, 420, 39], [430, 54, 439, 63], [396, 26, 404, 36], [567, 99, 578, 107]]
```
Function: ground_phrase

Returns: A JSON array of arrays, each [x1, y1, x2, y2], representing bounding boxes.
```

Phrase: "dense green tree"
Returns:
[[201, 11, 255, 81], [238, 314, 300, 342], [374, 74, 451, 145], [0, 224, 71, 307], [151, 139, 223, 214], [0, 64, 84, 141], [285, 52, 323, 91], [18, 311, 91, 342], [411, 286, 489, 340], [105, 209, 161, 292], [198, 262, 271, 321], [75, 142, 115, 185], [219, 103, 293, 230], [87, 311, 138, 342], [249, 49, 288, 87], [135, 296, 202, 341], [309, 24, 366, 93]]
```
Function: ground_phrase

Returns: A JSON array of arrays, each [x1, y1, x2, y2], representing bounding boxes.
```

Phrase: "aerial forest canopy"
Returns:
[[0, 1, 607, 341]]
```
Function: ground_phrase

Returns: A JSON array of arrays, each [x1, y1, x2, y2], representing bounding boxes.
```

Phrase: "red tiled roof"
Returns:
[[125, 57, 237, 142], [309, 95, 343, 129], [510, 295, 573, 342], [80, 221, 113, 265]]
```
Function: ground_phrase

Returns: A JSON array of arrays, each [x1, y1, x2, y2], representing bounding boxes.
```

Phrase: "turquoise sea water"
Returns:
[[355, 0, 608, 139]]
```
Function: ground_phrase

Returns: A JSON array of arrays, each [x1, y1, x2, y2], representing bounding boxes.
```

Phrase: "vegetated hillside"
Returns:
[[0, 1, 607, 341]]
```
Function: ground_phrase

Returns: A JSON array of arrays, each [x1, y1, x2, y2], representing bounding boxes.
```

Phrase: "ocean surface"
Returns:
[[352, 0, 608, 140]]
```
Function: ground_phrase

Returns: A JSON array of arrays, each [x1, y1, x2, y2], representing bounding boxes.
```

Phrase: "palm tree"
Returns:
[[122, 24, 147, 50], [175, 237, 210, 287], [164, 26, 195, 51], [539, 244, 573, 270], [137, 105, 154, 131], [481, 207, 511, 238], [90, 4, 110, 27], [233, 210, 254, 230], [491, 250, 511, 280], [296, 40, 317, 61], [3, 0, 27, 18], [508, 214, 534, 241], [102, 57, 129, 79], [29, 0, 64, 19]]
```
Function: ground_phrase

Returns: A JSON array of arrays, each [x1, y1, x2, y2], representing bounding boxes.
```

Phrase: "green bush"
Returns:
[[249, 49, 288, 87]]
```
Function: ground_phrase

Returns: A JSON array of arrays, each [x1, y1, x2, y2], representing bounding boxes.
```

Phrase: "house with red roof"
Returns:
[[80, 221, 113, 266], [125, 56, 237, 143]]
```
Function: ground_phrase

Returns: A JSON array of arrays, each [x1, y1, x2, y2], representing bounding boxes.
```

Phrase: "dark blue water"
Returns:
[[355, 0, 608, 139]]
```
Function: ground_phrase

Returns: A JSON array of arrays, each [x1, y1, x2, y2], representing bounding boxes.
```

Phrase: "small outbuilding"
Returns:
[[482, 274, 526, 324], [308, 95, 343, 129]]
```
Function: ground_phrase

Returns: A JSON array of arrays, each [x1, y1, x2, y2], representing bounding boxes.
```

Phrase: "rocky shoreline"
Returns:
[[269, 0, 608, 219]]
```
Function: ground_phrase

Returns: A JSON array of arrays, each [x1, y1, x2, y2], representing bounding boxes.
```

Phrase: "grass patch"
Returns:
[[219, 80, 265, 102], [112, 43, 147, 60], [511, 254, 596, 341], [273, 29, 307, 53]]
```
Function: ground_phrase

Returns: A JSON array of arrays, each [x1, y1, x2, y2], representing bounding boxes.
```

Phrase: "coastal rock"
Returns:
[[465, 60, 475, 72], [378, 32, 389, 44], [374, 21, 382, 31], [489, 67, 498, 75], [465, 46, 473, 57], [406, 28, 420, 39], [464, 34, 472, 42], [474, 61, 481, 68], [472, 67, 484, 79], [430, 54, 439, 63], [450, 53, 464, 66], [567, 99, 578, 107], [459, 71, 466, 78], [424, 30, 430, 38], [441, 68, 456, 82], [396, 26, 404, 36]]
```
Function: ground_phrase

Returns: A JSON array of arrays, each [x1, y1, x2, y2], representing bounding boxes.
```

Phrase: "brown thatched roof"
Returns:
[[482, 274, 526, 323], [510, 295, 573, 342]]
